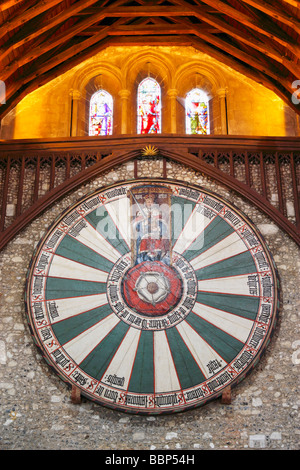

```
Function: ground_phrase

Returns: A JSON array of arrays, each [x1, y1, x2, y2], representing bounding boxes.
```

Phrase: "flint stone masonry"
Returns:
[[0, 159, 299, 450]]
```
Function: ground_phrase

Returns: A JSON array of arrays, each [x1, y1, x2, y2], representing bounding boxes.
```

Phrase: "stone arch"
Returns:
[[120, 50, 176, 134], [174, 61, 227, 96], [69, 63, 123, 136], [70, 62, 123, 93], [122, 49, 175, 90], [174, 61, 228, 135]]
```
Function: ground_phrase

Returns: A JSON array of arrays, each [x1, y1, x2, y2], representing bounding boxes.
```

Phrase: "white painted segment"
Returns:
[[74, 222, 121, 262], [191, 231, 248, 271], [63, 313, 119, 364], [48, 254, 109, 282], [173, 206, 210, 254], [193, 302, 253, 343], [176, 321, 227, 378], [48, 293, 108, 324], [101, 327, 141, 390], [198, 274, 258, 296], [104, 197, 131, 247], [154, 330, 181, 393]]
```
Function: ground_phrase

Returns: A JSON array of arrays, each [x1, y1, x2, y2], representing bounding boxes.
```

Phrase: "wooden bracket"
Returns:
[[221, 386, 231, 404], [71, 385, 82, 404]]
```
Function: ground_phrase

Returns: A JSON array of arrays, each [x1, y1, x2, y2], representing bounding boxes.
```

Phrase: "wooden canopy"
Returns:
[[0, 0, 300, 119]]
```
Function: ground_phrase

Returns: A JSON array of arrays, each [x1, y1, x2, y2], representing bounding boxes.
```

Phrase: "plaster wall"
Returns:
[[1, 46, 299, 140]]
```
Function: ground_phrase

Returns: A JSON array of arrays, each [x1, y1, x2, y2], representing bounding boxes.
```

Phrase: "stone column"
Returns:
[[167, 89, 178, 134], [217, 88, 228, 135], [70, 89, 81, 137], [118, 89, 131, 134]]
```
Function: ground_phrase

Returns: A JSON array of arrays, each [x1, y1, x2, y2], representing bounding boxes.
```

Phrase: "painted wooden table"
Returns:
[[25, 179, 279, 414]]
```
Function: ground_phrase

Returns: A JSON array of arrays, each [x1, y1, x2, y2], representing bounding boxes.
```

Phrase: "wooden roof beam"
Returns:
[[0, 0, 65, 39], [3, 23, 294, 110], [0, 0, 37, 27], [3, 17, 130, 100], [168, 12, 300, 77], [226, 0, 262, 20], [106, 24, 197, 34], [2, 3, 184, 81], [280, 0, 299, 8], [1, 7, 117, 81], [99, 2, 300, 57], [0, 0, 24, 12], [1, 14, 300, 93], [186, 35, 299, 113], [78, 22, 219, 35], [139, 0, 168, 4], [185, 0, 299, 51], [240, 0, 300, 35], [171, 17, 293, 90], [79, 3, 300, 61], [0, 0, 101, 59]]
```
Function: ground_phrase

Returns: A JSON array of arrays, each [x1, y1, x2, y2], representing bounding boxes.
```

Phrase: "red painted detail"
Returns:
[[123, 261, 182, 316]]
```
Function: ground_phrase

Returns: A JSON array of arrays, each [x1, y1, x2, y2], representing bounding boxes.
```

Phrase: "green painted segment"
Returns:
[[45, 277, 106, 300], [196, 291, 259, 320], [166, 327, 206, 388], [171, 195, 196, 246], [196, 251, 256, 280], [85, 207, 129, 255], [52, 304, 112, 345], [55, 234, 114, 273], [184, 216, 235, 262], [186, 312, 244, 363], [127, 331, 154, 394], [79, 321, 129, 380]]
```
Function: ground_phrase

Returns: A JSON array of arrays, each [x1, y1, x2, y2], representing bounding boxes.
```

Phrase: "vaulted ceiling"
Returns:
[[1, 0, 300, 120]]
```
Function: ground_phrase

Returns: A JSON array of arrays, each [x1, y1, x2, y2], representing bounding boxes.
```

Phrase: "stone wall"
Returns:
[[0, 159, 299, 450]]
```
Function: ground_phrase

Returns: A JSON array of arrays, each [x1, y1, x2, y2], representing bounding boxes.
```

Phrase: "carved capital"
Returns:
[[216, 88, 228, 99], [118, 89, 131, 100], [69, 89, 81, 100], [167, 88, 178, 99]]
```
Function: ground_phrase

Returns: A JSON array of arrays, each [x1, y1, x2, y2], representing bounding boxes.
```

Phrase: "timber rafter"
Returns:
[[0, 0, 300, 119]]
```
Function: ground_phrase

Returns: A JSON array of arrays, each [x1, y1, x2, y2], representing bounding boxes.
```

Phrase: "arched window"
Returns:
[[137, 77, 161, 134], [89, 89, 113, 136], [185, 88, 209, 135]]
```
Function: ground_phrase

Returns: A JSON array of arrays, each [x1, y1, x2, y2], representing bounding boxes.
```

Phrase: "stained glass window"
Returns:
[[89, 89, 113, 136], [137, 78, 161, 134], [185, 88, 209, 135]]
